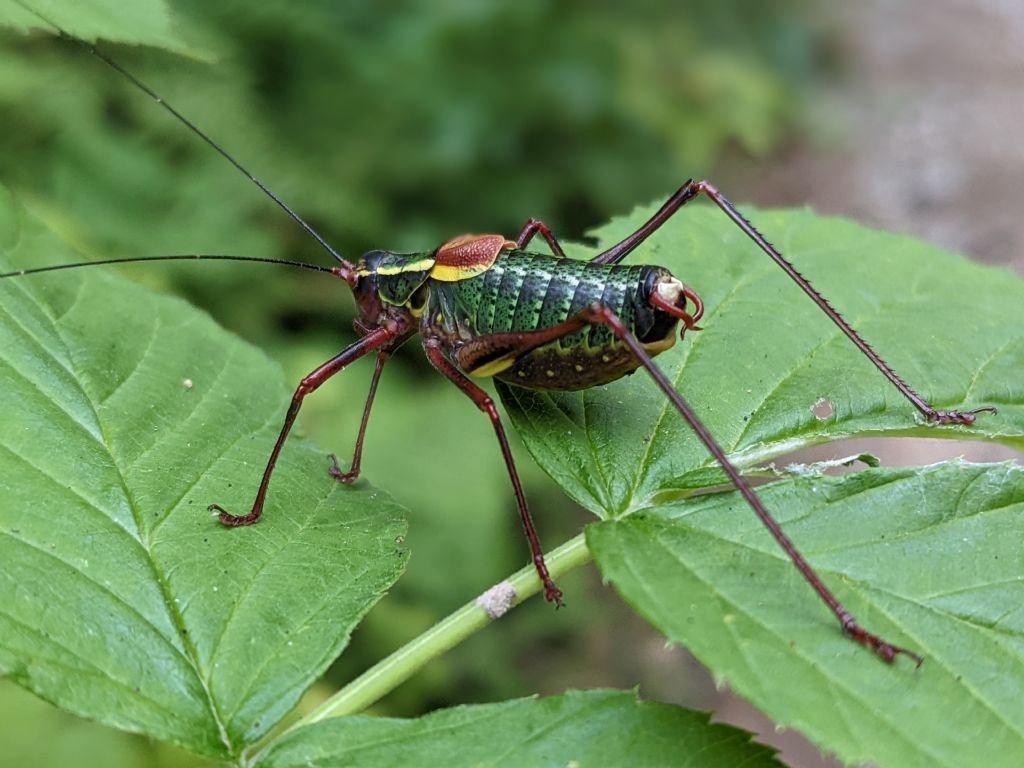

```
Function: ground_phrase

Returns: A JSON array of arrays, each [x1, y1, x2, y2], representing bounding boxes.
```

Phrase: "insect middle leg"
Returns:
[[421, 337, 564, 606], [514, 217, 566, 257], [590, 179, 996, 425], [329, 349, 391, 484], [453, 305, 921, 664], [213, 324, 402, 526]]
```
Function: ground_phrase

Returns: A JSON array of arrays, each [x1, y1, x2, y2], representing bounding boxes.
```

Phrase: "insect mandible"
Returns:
[[2, 7, 998, 667]]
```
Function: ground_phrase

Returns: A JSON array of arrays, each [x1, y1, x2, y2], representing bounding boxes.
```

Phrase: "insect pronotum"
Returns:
[[2, 5, 998, 666]]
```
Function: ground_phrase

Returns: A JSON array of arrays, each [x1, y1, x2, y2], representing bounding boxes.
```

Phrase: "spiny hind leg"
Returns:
[[571, 301, 922, 664], [591, 179, 996, 424]]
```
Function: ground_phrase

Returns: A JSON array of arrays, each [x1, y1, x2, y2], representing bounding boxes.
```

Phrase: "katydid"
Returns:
[[2, 5, 998, 666]]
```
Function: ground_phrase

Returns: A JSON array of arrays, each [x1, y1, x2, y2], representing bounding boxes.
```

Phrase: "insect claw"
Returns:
[[327, 453, 358, 484], [546, 587, 565, 609], [209, 503, 260, 527], [926, 405, 998, 425], [967, 405, 999, 417], [840, 613, 923, 667], [884, 642, 924, 668]]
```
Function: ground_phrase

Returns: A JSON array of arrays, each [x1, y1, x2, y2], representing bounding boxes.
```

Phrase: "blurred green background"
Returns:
[[6, 1, 1018, 766]]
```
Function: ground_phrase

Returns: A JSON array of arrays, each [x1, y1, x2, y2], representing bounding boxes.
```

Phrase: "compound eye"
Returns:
[[357, 249, 390, 274]]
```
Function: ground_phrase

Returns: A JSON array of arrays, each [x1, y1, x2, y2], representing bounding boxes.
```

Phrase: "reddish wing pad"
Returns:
[[431, 233, 516, 281]]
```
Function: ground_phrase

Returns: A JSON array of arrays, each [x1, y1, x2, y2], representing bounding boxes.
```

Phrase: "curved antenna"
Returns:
[[0, 254, 342, 280], [13, 0, 357, 276]]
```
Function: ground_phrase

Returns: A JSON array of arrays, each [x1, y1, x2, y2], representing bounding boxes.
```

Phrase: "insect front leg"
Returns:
[[421, 337, 564, 606], [213, 325, 400, 526], [591, 179, 997, 425], [514, 217, 567, 257], [329, 349, 391, 484]]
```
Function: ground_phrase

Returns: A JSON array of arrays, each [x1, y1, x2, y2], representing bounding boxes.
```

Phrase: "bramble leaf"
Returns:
[[0, 0, 196, 54], [0, 186, 408, 757], [255, 689, 781, 768], [588, 462, 1024, 768]]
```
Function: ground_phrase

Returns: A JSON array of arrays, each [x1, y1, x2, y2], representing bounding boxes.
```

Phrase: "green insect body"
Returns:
[[360, 247, 683, 390]]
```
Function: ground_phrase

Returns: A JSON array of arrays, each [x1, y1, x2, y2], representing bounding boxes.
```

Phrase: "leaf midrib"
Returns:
[[44, 285, 238, 753]]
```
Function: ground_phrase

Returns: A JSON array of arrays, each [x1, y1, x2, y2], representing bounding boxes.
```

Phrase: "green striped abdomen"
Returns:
[[428, 251, 679, 390]]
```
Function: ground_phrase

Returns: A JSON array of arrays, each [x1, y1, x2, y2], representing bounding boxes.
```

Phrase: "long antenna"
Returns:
[[0, 254, 340, 280], [14, 0, 355, 272]]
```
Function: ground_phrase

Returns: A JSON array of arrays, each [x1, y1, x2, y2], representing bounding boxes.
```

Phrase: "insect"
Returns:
[[2, 6, 997, 667]]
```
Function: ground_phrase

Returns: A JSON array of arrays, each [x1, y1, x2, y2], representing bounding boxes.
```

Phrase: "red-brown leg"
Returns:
[[449, 302, 922, 663], [212, 325, 400, 526], [591, 179, 996, 425], [422, 337, 564, 606], [579, 302, 922, 665], [329, 349, 391, 484], [514, 217, 567, 257]]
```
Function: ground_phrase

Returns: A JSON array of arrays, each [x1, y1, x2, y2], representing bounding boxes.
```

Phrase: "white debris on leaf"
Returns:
[[785, 452, 880, 477], [476, 581, 517, 618]]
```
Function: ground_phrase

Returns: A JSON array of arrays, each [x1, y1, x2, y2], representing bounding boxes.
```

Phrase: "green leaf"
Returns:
[[0, 678, 216, 768], [496, 203, 1024, 764], [0, 0, 195, 54], [588, 461, 1024, 768], [0, 185, 409, 757], [499, 205, 1024, 517], [255, 689, 782, 768]]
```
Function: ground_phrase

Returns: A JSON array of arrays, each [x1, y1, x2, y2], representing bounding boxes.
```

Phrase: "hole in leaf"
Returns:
[[811, 397, 834, 420]]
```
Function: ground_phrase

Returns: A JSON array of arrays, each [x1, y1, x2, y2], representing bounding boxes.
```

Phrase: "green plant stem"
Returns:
[[261, 534, 591, 750]]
